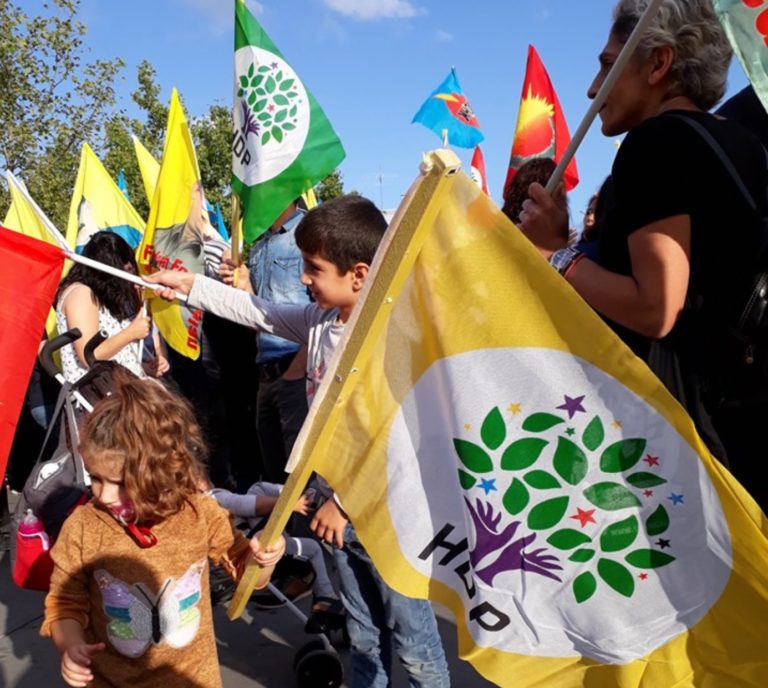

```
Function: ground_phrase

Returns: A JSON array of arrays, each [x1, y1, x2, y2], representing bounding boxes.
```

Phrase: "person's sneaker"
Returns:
[[305, 596, 346, 635], [250, 569, 316, 609]]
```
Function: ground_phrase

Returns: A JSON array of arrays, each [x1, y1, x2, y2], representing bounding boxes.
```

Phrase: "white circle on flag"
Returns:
[[233, 47, 310, 185], [386, 348, 732, 663]]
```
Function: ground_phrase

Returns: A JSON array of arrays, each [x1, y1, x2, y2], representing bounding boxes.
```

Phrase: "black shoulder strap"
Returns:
[[667, 112, 759, 213]]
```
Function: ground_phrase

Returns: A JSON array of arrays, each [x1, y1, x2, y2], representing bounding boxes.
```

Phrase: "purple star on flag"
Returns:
[[557, 394, 586, 419]]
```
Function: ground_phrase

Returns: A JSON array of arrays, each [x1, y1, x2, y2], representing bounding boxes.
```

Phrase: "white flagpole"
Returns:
[[3, 170, 188, 303], [545, 0, 665, 194]]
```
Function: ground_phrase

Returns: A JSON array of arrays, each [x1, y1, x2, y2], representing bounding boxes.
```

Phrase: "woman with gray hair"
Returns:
[[519, 0, 768, 511]]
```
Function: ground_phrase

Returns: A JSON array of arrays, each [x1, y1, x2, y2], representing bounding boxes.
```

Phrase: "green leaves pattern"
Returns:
[[453, 402, 678, 605], [237, 60, 300, 145]]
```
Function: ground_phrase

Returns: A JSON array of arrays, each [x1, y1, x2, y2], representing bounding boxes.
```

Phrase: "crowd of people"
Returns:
[[3, 0, 768, 686]]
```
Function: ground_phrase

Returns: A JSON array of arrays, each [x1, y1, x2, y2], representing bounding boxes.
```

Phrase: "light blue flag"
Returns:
[[411, 68, 485, 149]]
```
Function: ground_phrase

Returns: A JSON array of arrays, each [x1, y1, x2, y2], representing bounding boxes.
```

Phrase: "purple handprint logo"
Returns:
[[465, 498, 562, 585]]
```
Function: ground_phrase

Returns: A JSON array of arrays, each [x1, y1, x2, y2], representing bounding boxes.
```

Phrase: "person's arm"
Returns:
[[566, 216, 690, 338], [51, 619, 105, 688], [146, 271, 312, 344], [62, 285, 150, 366]]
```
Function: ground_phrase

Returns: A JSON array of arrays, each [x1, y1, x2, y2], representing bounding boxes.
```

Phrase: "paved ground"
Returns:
[[0, 495, 494, 688]]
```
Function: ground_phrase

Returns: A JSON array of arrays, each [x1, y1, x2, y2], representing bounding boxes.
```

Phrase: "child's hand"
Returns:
[[250, 531, 286, 567], [61, 641, 105, 687], [310, 499, 348, 548], [144, 271, 196, 301], [294, 492, 312, 515]]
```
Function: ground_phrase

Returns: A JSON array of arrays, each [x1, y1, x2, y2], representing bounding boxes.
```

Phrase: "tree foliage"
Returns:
[[0, 0, 124, 229], [314, 169, 345, 202]]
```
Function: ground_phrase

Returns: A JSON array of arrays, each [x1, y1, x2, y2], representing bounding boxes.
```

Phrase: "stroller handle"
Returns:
[[40, 329, 82, 378], [84, 330, 109, 367]]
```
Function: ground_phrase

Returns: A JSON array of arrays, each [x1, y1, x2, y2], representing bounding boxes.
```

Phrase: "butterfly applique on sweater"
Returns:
[[94, 560, 205, 658]]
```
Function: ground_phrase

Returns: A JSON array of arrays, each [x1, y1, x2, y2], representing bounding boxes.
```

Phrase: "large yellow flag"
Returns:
[[132, 135, 161, 206], [243, 151, 768, 685], [3, 175, 57, 246], [66, 143, 145, 252], [138, 89, 211, 359]]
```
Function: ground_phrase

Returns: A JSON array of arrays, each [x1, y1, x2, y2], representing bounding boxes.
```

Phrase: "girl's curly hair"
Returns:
[[80, 371, 208, 524]]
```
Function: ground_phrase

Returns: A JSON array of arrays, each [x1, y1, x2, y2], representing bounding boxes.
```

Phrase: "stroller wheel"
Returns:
[[293, 640, 343, 688]]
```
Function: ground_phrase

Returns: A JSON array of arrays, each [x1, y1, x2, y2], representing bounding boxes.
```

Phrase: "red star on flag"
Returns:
[[643, 454, 660, 467], [639, 573, 648, 581], [644, 489, 654, 498], [570, 508, 596, 528]]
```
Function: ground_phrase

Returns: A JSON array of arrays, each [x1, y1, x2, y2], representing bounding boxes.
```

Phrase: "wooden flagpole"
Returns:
[[227, 149, 462, 619]]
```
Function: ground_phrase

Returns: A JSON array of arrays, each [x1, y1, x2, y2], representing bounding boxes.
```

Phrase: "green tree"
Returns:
[[192, 103, 233, 230], [0, 0, 124, 229], [314, 170, 344, 202], [102, 60, 171, 219]]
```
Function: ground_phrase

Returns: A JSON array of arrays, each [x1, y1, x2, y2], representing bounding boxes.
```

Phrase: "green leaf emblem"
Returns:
[[569, 548, 595, 563], [625, 549, 676, 569], [503, 479, 529, 516], [597, 558, 634, 597], [599, 515, 639, 552], [584, 482, 642, 510], [522, 413, 564, 432], [582, 416, 605, 451], [458, 470, 476, 489], [501, 438, 548, 471], [573, 571, 597, 603], [600, 438, 647, 473], [481, 407, 506, 450], [552, 437, 588, 485], [645, 505, 670, 536], [546, 528, 592, 550], [626, 472, 667, 488], [453, 439, 494, 473], [523, 470, 560, 490], [527, 496, 569, 530]]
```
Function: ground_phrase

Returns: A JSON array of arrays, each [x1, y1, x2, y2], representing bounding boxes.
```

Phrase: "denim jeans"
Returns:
[[333, 524, 450, 687]]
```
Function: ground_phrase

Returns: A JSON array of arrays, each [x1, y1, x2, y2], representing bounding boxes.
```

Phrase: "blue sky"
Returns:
[[71, 0, 748, 225]]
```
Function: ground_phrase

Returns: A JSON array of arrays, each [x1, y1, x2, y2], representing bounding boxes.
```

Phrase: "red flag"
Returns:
[[470, 146, 489, 195], [0, 226, 64, 482], [504, 45, 579, 198]]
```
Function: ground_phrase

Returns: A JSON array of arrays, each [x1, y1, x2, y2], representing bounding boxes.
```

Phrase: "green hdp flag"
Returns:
[[233, 0, 346, 241], [713, 0, 768, 114]]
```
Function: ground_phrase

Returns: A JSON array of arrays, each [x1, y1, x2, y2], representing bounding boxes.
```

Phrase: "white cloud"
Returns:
[[323, 0, 424, 21], [435, 28, 453, 42]]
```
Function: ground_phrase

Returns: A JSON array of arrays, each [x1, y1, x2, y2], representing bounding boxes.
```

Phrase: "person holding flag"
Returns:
[[519, 0, 768, 512]]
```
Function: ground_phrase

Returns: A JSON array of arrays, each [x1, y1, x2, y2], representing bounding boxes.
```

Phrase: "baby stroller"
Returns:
[[10, 328, 132, 589], [212, 509, 346, 687]]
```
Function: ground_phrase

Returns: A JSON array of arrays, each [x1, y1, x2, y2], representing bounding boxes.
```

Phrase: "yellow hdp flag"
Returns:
[[138, 89, 209, 359], [66, 143, 145, 252], [3, 175, 61, 340], [132, 135, 161, 207], [239, 151, 768, 685]]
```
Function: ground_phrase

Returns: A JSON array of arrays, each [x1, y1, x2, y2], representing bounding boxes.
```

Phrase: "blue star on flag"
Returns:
[[668, 493, 684, 506], [479, 478, 497, 495]]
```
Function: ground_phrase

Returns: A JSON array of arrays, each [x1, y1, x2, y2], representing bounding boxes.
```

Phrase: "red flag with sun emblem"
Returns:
[[504, 45, 579, 198]]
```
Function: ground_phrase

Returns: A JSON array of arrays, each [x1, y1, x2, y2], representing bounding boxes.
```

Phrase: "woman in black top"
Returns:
[[519, 0, 768, 512]]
